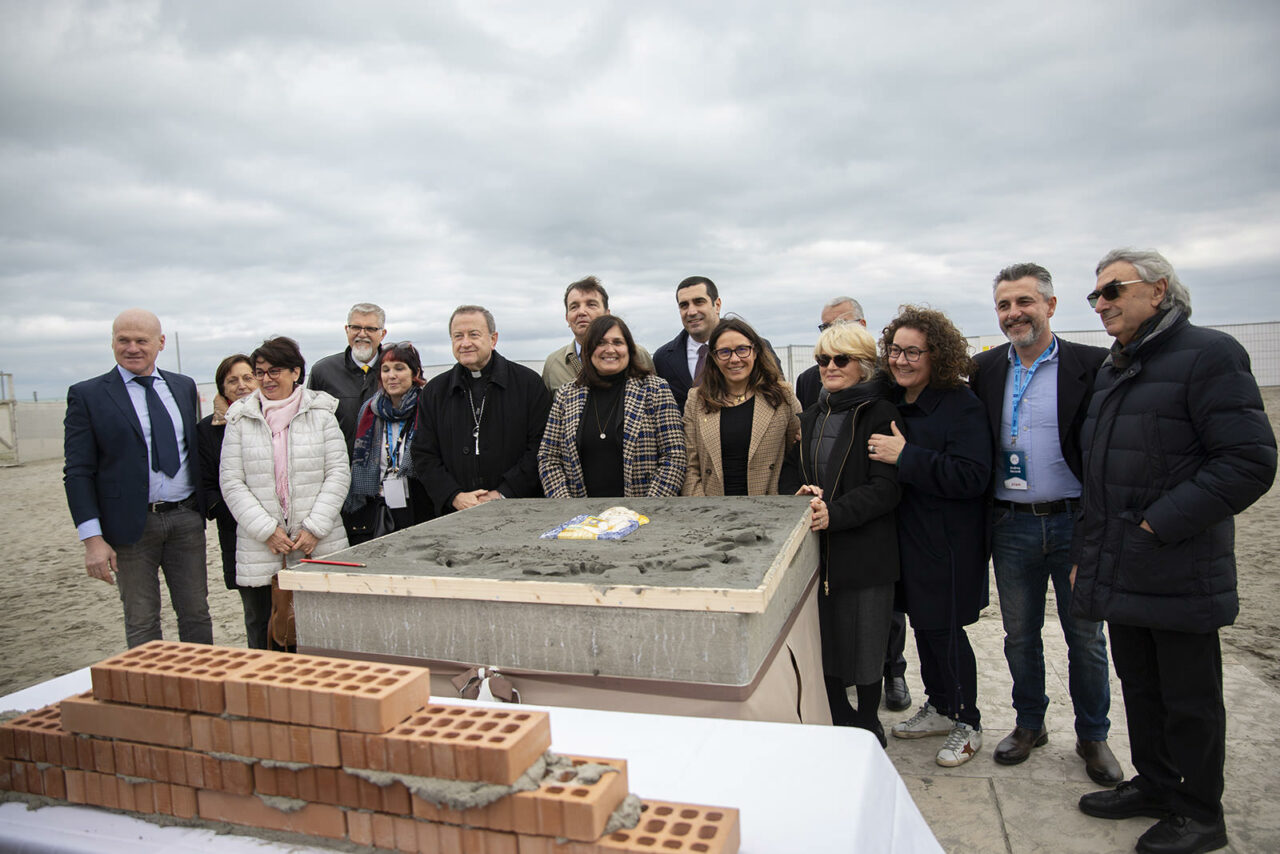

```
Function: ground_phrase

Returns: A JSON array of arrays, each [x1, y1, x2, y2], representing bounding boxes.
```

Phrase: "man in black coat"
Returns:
[[1071, 249, 1276, 854], [794, 296, 867, 410], [308, 302, 387, 456], [412, 305, 551, 515], [971, 263, 1120, 784], [652, 276, 779, 413], [63, 308, 211, 648]]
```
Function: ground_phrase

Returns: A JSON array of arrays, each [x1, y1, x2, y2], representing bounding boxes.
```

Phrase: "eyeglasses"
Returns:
[[815, 354, 853, 368], [347, 324, 383, 335], [1086, 279, 1144, 308], [713, 344, 754, 362], [887, 345, 927, 362], [252, 366, 290, 380]]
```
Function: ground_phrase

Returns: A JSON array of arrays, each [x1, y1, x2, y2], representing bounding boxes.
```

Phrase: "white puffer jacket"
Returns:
[[219, 389, 351, 587]]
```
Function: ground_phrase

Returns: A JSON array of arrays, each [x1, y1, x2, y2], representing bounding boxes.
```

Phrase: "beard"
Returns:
[[351, 341, 377, 364], [1004, 318, 1042, 349]]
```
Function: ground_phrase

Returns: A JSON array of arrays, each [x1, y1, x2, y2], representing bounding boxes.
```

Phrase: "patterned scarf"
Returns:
[[348, 387, 420, 507]]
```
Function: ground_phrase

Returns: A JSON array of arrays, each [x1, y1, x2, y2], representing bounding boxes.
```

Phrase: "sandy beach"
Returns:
[[3, 389, 1279, 696]]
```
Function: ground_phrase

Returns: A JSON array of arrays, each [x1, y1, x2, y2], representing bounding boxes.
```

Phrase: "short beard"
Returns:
[[1004, 320, 1041, 350], [351, 342, 376, 364]]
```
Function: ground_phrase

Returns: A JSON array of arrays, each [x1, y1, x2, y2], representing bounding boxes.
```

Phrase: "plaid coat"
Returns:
[[538, 374, 687, 498], [681, 384, 801, 496]]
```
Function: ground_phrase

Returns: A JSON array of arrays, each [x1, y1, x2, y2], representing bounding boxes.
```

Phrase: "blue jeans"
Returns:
[[991, 507, 1110, 740]]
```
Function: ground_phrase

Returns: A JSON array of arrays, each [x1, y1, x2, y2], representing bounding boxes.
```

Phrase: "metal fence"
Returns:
[[7, 322, 1280, 465]]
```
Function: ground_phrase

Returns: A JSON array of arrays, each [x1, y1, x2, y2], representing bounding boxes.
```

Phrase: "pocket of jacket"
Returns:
[[1115, 517, 1197, 596]]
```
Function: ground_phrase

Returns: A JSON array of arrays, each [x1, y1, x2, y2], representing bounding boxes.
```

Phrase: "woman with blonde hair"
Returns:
[[683, 317, 801, 496], [780, 322, 901, 743]]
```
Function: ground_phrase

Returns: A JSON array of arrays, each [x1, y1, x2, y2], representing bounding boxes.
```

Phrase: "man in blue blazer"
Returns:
[[970, 263, 1118, 784], [64, 308, 211, 648], [652, 276, 780, 413]]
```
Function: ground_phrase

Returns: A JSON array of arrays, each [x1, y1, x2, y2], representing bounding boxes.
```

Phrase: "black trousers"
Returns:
[[913, 625, 980, 728], [883, 610, 908, 678], [1108, 623, 1225, 823]]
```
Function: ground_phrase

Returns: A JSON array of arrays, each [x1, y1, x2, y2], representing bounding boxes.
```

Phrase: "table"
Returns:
[[0, 669, 941, 853]]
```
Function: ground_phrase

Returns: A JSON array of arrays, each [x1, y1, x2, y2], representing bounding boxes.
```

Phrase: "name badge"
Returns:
[[383, 476, 409, 509], [1001, 448, 1028, 491]]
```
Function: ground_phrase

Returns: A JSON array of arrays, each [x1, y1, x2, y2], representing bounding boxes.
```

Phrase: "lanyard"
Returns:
[[1009, 337, 1056, 444], [384, 420, 407, 475]]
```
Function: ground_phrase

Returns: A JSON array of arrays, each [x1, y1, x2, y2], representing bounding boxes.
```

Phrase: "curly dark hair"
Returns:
[[699, 317, 787, 412], [878, 305, 973, 390]]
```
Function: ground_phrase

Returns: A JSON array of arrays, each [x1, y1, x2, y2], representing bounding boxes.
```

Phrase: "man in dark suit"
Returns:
[[795, 296, 866, 410], [64, 308, 211, 648], [970, 263, 1119, 784], [653, 276, 779, 412]]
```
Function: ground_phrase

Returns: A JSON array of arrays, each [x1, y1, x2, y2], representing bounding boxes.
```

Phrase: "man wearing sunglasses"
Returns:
[[309, 302, 388, 457], [1071, 249, 1275, 854], [970, 263, 1118, 784]]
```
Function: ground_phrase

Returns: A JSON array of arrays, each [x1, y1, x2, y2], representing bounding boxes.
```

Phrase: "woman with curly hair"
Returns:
[[538, 316, 686, 498], [868, 305, 993, 767], [682, 317, 801, 496]]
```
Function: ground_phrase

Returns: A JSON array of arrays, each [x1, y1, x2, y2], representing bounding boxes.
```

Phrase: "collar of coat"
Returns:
[[446, 351, 509, 393]]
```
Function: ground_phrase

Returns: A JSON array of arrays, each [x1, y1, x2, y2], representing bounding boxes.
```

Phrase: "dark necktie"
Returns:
[[694, 343, 708, 384], [133, 375, 181, 477]]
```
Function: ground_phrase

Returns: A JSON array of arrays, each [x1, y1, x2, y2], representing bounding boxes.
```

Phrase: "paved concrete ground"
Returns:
[[877, 584, 1279, 854]]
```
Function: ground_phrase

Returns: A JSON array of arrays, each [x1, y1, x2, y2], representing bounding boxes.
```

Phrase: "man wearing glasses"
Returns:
[[970, 263, 1119, 784], [309, 302, 388, 456], [795, 296, 866, 410], [1071, 249, 1275, 854]]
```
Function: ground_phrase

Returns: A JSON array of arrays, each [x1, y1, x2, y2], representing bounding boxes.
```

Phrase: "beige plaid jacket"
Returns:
[[681, 384, 801, 496]]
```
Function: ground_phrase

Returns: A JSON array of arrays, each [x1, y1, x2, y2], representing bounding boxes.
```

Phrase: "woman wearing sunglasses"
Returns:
[[870, 305, 993, 767], [682, 317, 801, 496], [539, 316, 686, 498], [779, 322, 901, 743], [220, 337, 351, 649], [343, 342, 433, 544]]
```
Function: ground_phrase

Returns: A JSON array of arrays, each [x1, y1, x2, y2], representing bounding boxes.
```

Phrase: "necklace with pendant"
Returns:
[[592, 389, 621, 439]]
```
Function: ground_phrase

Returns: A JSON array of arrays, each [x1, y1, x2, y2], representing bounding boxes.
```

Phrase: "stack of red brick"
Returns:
[[0, 641, 739, 853]]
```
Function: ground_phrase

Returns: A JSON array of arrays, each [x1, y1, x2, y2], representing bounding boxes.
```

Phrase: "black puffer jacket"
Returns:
[[1070, 309, 1276, 632]]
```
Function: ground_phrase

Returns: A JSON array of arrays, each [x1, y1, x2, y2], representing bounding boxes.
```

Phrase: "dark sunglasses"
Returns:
[[815, 354, 853, 368], [1087, 279, 1144, 308]]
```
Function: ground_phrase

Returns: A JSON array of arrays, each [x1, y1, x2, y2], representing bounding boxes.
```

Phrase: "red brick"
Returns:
[[197, 789, 346, 839], [171, 783, 198, 819], [151, 779, 172, 815], [229, 719, 254, 757], [346, 808, 374, 845], [60, 693, 191, 749], [42, 765, 66, 799], [91, 738, 115, 775], [64, 768, 86, 804], [583, 800, 741, 854], [371, 811, 397, 849]]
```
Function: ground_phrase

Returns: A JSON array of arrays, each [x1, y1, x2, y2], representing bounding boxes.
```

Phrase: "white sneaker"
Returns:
[[936, 722, 982, 767], [891, 703, 953, 739]]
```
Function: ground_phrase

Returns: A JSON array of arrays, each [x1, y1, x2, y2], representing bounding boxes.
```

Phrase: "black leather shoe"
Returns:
[[884, 676, 911, 712], [1076, 738, 1124, 786], [1136, 814, 1228, 854], [1079, 780, 1172, 820], [992, 726, 1048, 765]]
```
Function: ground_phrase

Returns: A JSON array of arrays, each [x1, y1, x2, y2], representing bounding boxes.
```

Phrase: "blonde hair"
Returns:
[[816, 323, 877, 381]]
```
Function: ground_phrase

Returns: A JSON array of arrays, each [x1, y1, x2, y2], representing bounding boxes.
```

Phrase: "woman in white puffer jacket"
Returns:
[[219, 337, 350, 646]]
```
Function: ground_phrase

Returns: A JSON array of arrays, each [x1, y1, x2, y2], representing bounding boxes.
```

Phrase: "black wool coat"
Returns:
[[893, 385, 993, 630]]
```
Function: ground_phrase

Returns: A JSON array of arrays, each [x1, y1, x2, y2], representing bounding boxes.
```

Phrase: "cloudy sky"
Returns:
[[3, 0, 1278, 400]]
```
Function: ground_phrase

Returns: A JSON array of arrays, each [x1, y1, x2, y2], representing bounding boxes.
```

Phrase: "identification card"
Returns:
[[1001, 448, 1028, 491], [383, 476, 409, 509]]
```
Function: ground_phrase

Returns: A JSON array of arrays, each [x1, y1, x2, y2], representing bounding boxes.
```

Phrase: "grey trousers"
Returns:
[[114, 506, 212, 647]]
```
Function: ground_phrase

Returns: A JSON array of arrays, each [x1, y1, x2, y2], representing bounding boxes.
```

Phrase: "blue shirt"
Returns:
[[993, 338, 1082, 503], [76, 365, 195, 540]]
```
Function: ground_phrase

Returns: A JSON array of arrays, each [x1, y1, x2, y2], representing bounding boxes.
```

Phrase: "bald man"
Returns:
[[64, 309, 212, 648]]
